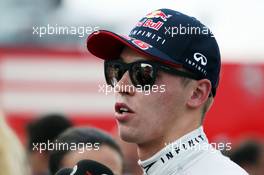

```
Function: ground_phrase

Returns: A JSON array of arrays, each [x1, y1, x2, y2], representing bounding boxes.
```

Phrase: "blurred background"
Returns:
[[0, 0, 264, 175]]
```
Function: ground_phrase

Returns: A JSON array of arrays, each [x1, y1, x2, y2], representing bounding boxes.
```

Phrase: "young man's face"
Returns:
[[113, 47, 192, 145]]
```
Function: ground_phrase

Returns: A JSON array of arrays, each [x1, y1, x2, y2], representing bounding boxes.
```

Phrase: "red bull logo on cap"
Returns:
[[136, 19, 164, 31], [145, 10, 172, 21]]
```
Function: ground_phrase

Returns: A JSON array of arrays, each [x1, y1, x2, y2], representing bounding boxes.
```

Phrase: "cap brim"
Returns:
[[87, 30, 182, 67]]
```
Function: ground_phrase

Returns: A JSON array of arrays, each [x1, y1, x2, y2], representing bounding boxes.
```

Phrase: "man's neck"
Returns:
[[137, 123, 200, 160]]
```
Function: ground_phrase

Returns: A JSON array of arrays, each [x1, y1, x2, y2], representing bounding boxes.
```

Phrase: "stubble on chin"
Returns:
[[118, 124, 140, 143]]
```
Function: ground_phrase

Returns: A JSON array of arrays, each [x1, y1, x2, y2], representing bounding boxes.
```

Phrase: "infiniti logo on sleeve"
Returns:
[[193, 53, 207, 66]]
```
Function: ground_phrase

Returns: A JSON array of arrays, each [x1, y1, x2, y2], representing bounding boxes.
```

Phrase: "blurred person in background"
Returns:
[[26, 113, 73, 175], [0, 113, 30, 175], [229, 140, 264, 175], [49, 127, 123, 175]]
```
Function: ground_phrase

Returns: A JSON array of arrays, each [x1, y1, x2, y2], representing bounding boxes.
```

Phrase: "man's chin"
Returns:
[[119, 132, 136, 143], [118, 128, 139, 143]]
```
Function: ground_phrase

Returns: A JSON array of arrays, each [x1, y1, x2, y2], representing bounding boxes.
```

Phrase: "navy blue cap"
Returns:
[[87, 8, 221, 96]]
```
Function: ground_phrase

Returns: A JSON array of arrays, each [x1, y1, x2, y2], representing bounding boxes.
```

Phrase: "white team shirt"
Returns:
[[138, 126, 248, 175]]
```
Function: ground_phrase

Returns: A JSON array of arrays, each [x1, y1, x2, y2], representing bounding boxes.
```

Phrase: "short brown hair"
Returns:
[[201, 95, 213, 121], [179, 77, 213, 122]]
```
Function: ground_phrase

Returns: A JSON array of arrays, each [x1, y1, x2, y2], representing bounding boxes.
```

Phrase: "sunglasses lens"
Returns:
[[131, 62, 155, 90], [105, 62, 124, 87], [105, 61, 156, 91]]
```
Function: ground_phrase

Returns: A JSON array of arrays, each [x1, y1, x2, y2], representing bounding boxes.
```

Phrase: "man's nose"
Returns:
[[115, 71, 135, 96]]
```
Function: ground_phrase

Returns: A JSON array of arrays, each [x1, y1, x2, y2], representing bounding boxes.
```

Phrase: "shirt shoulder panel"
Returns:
[[186, 148, 249, 175]]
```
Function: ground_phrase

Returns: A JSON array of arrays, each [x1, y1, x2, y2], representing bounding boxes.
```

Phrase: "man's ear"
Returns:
[[187, 79, 211, 108]]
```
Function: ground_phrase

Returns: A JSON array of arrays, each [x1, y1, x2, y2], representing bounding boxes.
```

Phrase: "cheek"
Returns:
[[61, 151, 78, 168], [137, 76, 184, 125], [131, 89, 181, 139], [135, 83, 181, 123], [163, 83, 185, 109]]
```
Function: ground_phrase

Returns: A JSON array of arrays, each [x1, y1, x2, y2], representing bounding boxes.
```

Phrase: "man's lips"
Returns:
[[115, 103, 135, 114]]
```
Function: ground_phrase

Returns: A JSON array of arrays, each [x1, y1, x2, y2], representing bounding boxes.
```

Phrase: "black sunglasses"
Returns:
[[104, 59, 201, 90]]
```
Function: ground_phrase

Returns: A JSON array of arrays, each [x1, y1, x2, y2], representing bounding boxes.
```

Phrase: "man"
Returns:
[[229, 140, 264, 175], [0, 113, 30, 175], [26, 113, 72, 175], [86, 8, 248, 175]]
